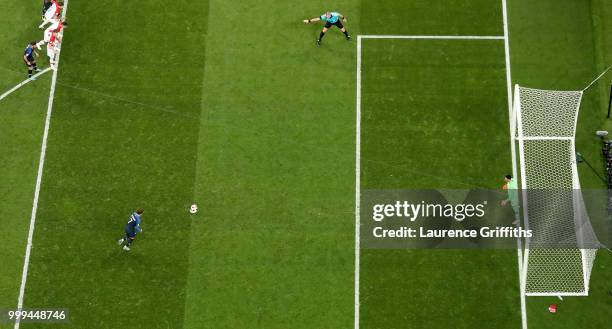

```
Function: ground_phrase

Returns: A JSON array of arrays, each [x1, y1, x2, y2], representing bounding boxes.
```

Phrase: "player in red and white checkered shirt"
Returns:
[[36, 20, 67, 50], [39, 0, 62, 29], [46, 32, 61, 69]]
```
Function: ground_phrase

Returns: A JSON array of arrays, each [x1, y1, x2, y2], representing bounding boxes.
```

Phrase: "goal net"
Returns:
[[513, 85, 599, 296]]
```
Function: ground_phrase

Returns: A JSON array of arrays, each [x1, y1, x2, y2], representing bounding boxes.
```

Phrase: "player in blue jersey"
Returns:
[[23, 42, 40, 80], [117, 208, 144, 251], [303, 11, 350, 46]]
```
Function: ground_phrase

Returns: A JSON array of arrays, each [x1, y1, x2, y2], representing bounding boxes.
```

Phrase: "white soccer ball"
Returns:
[[189, 204, 198, 214]]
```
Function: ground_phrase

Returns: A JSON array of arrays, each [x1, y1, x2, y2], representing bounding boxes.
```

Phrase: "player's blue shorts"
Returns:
[[124, 225, 136, 238]]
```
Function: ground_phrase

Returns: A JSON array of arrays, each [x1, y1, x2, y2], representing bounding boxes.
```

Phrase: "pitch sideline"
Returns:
[[14, 1, 69, 328]]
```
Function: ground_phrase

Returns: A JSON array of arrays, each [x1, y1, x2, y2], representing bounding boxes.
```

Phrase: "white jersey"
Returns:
[[48, 20, 60, 31], [47, 34, 60, 57], [44, 3, 58, 20]]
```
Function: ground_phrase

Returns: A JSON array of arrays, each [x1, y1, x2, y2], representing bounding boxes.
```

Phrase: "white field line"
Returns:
[[354, 35, 362, 329], [360, 35, 504, 40], [501, 0, 528, 328], [15, 1, 69, 328], [0, 67, 52, 102]]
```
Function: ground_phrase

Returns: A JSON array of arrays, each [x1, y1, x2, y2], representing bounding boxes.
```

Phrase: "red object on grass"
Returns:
[[548, 304, 557, 313]]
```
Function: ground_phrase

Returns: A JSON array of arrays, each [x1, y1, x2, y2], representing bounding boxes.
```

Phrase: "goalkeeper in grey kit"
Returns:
[[501, 174, 520, 224]]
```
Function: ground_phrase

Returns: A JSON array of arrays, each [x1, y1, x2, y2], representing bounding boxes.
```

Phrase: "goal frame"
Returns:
[[513, 84, 595, 297]]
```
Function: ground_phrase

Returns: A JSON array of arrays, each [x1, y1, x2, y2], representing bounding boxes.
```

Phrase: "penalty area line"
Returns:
[[356, 24, 519, 329], [0, 67, 53, 103], [15, 0, 69, 328], [359, 35, 504, 40]]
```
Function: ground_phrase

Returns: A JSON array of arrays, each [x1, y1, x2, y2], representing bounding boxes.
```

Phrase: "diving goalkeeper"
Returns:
[[303, 11, 350, 46]]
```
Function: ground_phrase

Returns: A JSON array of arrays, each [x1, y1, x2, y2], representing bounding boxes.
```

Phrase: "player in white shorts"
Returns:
[[47, 32, 61, 69], [39, 0, 61, 29]]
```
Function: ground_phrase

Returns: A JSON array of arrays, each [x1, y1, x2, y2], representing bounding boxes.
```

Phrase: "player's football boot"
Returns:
[[123, 245, 130, 251]]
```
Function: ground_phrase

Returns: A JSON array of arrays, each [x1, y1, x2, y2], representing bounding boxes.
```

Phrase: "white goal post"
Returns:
[[513, 85, 598, 296]]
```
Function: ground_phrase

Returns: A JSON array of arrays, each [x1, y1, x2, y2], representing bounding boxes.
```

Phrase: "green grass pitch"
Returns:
[[0, 0, 611, 328]]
